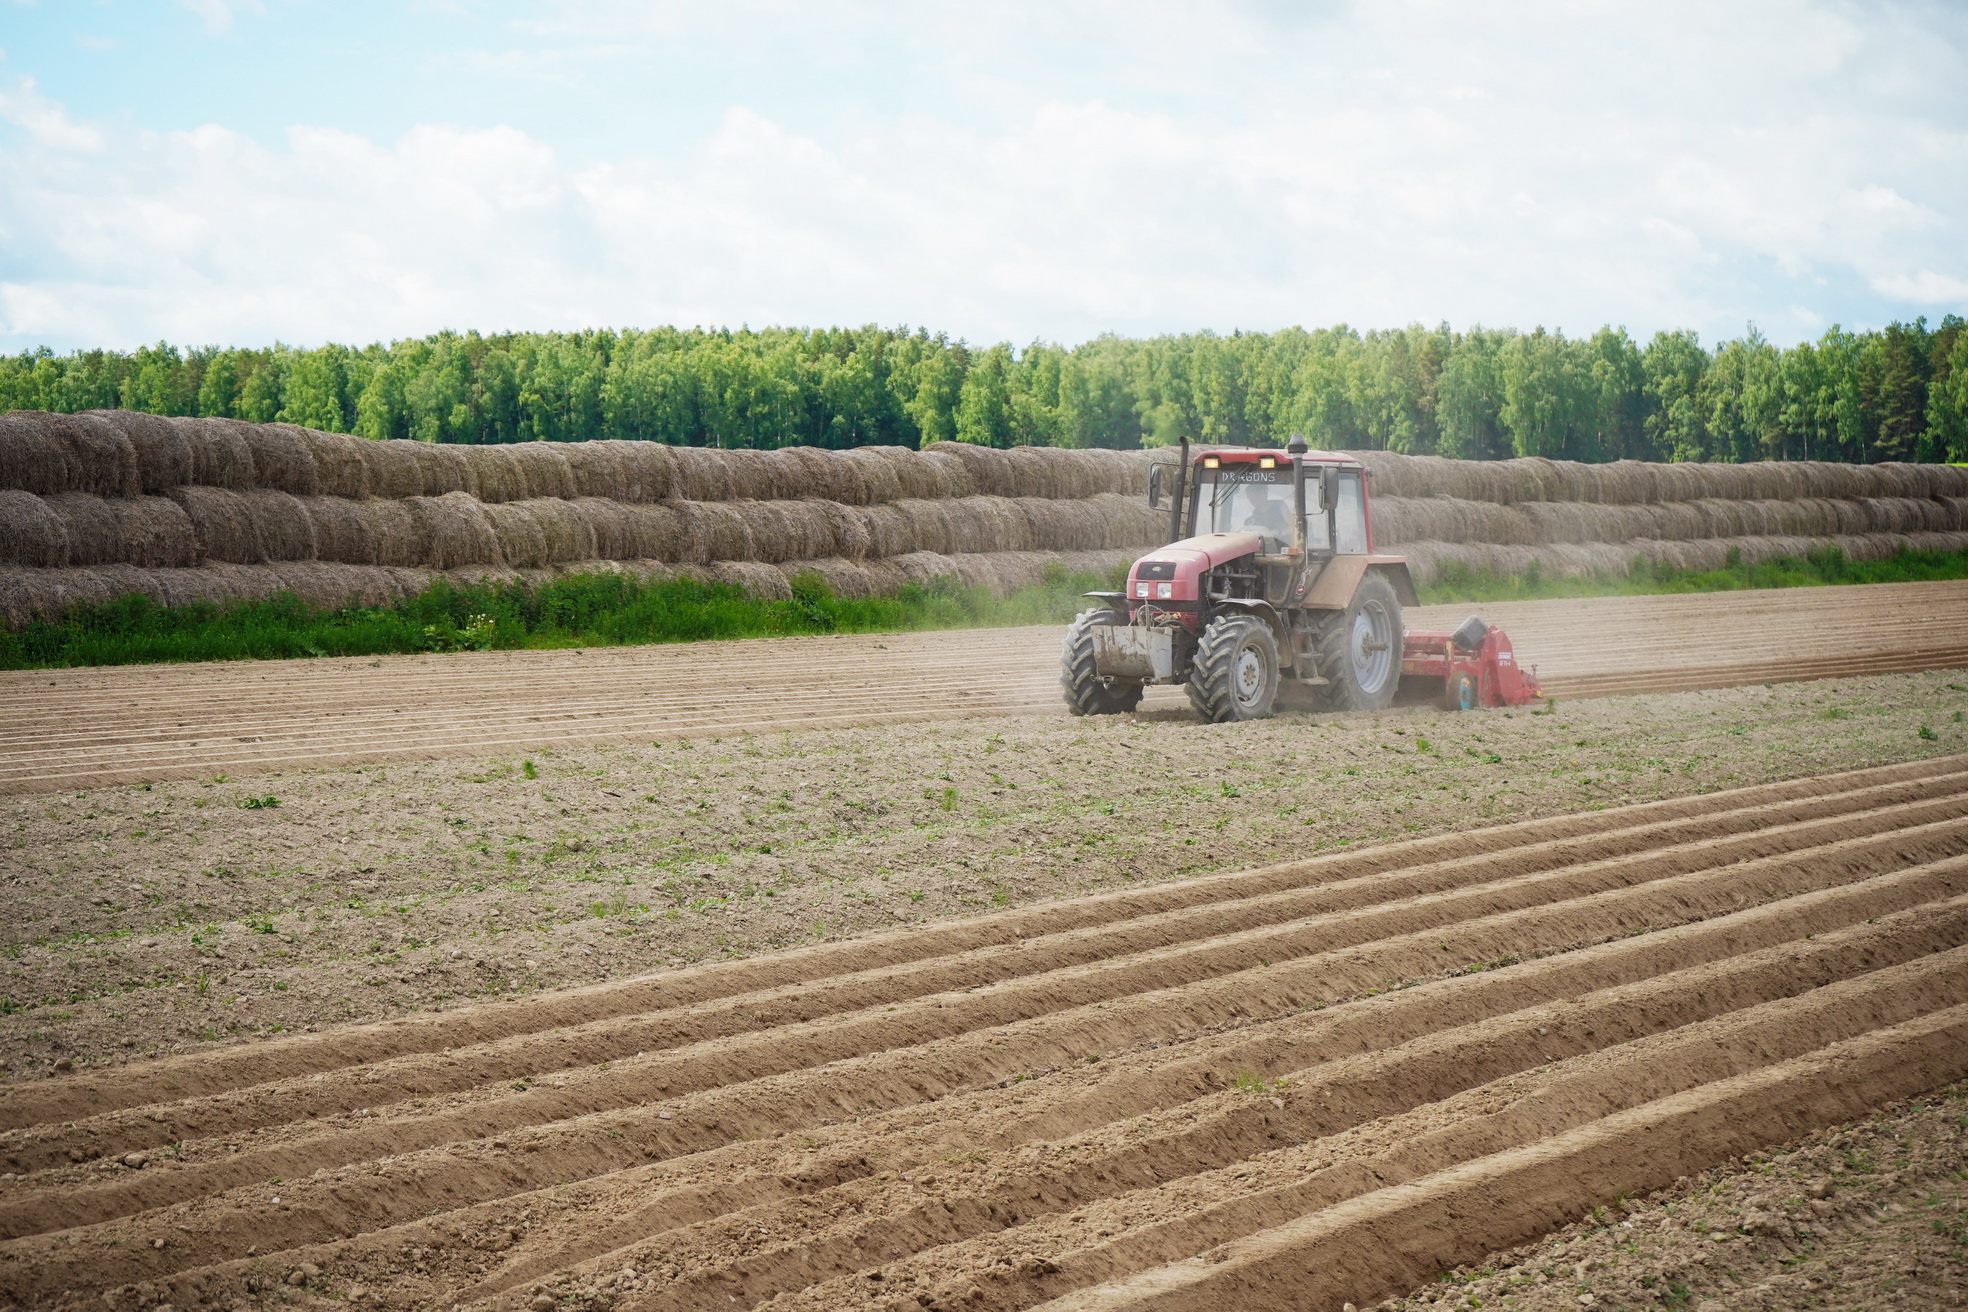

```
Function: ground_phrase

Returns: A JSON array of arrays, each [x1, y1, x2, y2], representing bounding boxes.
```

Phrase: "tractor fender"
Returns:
[[1367, 558, 1419, 606], [1208, 597, 1291, 657]]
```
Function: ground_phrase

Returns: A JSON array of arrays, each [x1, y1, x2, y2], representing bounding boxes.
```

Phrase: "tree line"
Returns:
[[2, 318, 1963, 464]]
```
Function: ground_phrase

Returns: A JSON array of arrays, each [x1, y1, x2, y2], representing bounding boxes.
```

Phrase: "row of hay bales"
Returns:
[[1396, 531, 1968, 585], [0, 488, 1162, 571], [1351, 450, 1968, 504], [1371, 494, 1968, 549], [0, 549, 1140, 629], [0, 411, 1159, 504]]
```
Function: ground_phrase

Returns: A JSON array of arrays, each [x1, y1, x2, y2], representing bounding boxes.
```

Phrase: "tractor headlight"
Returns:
[[1135, 581, 1151, 598], [1156, 582, 1173, 599]]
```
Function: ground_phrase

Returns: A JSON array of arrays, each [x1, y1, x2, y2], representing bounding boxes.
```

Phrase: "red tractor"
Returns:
[[1061, 436, 1419, 722]]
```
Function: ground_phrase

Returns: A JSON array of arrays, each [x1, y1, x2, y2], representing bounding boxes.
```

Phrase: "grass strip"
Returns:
[[7, 545, 1968, 670]]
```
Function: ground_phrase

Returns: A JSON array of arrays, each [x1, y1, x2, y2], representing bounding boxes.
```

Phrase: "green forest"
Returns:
[[3, 317, 1964, 465]]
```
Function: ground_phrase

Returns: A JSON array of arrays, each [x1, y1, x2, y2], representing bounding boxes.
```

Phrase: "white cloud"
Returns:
[[174, 0, 259, 37], [1, 0, 1965, 350]]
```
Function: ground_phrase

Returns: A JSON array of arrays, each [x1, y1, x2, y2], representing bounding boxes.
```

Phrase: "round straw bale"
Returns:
[[0, 490, 68, 567], [166, 417, 253, 490], [444, 562, 524, 591], [1925, 465, 1968, 497], [300, 495, 378, 566], [930, 498, 1009, 554], [1087, 492, 1165, 549], [569, 497, 636, 560], [806, 499, 871, 560], [503, 444, 575, 500], [355, 497, 428, 567], [777, 558, 878, 598], [353, 439, 425, 500], [782, 447, 870, 506], [616, 502, 682, 561], [298, 430, 373, 499], [706, 559, 793, 600], [403, 441, 475, 497], [239, 488, 317, 561], [857, 503, 918, 558], [612, 440, 677, 503], [36, 492, 107, 566], [463, 445, 525, 504], [889, 499, 953, 555], [714, 449, 783, 501], [218, 422, 321, 496], [1937, 498, 1968, 532], [666, 499, 755, 565], [36, 413, 141, 497], [839, 448, 903, 505], [163, 485, 264, 563], [107, 495, 199, 568], [258, 561, 389, 611], [872, 446, 968, 500], [1001, 447, 1066, 500], [1013, 497, 1097, 551], [479, 500, 548, 569], [925, 442, 1018, 497], [86, 410, 194, 492], [0, 411, 81, 495], [519, 497, 594, 564], [671, 448, 738, 503], [559, 442, 630, 500], [408, 492, 506, 568], [1343, 450, 1416, 499]]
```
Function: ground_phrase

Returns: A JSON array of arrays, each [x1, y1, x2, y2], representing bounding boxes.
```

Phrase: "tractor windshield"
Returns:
[[1192, 466, 1331, 551]]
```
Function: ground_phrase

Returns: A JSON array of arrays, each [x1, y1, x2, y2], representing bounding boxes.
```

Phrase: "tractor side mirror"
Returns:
[[1148, 463, 1164, 510], [1319, 467, 1339, 512]]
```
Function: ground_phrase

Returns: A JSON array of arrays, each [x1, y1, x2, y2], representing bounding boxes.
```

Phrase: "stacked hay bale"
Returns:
[[1353, 449, 1968, 583], [7, 409, 1966, 623], [0, 414, 1167, 625]]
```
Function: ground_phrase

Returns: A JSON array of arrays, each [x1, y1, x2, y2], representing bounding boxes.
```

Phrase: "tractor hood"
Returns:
[[1125, 532, 1262, 610], [1150, 532, 1263, 571]]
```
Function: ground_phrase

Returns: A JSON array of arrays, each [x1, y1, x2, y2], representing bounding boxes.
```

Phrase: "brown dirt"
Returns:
[[5, 580, 1968, 795], [0, 736, 1962, 1308], [1373, 1083, 1967, 1312]]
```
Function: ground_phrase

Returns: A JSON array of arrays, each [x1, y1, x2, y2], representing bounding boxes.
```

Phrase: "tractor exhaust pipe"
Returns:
[[1287, 433, 1309, 556], [1168, 436, 1189, 543]]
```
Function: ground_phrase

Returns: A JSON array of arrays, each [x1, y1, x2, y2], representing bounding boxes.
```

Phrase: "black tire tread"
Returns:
[[1060, 608, 1145, 716]]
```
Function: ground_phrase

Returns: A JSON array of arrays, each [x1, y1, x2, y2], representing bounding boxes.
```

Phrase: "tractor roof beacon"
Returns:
[[1060, 436, 1419, 722]]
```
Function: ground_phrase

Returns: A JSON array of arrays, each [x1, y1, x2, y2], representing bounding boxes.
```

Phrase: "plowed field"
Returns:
[[6, 579, 1968, 795], [7, 755, 1968, 1312]]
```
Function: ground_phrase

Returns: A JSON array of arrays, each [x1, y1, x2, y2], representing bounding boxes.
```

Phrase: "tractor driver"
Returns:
[[1239, 482, 1292, 542]]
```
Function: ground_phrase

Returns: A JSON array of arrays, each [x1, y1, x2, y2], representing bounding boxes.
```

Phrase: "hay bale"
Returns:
[[707, 559, 793, 600], [215, 422, 320, 496], [613, 441, 676, 502], [569, 497, 638, 560], [464, 445, 527, 503], [926, 442, 1020, 497], [561, 443, 631, 500], [776, 558, 878, 598], [0, 490, 68, 567], [38, 493, 108, 566], [872, 446, 970, 500], [170, 417, 254, 490], [714, 449, 783, 501], [478, 501, 548, 568], [858, 503, 918, 558], [299, 430, 373, 499], [666, 500, 754, 564], [87, 410, 194, 492], [777, 447, 870, 505], [355, 497, 428, 567], [301, 496, 378, 566], [404, 441, 476, 497], [0, 411, 82, 495], [353, 438, 425, 500], [164, 485, 264, 563], [35, 413, 142, 497], [808, 499, 872, 560], [889, 499, 953, 555], [502, 444, 576, 501], [618, 502, 682, 560], [1016, 497, 1101, 551], [668, 448, 733, 503], [240, 488, 317, 561], [407, 493, 504, 568], [109, 496, 200, 568], [261, 561, 399, 611], [840, 448, 904, 505], [519, 496, 595, 563]]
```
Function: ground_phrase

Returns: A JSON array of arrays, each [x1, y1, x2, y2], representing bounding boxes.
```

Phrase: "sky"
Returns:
[[0, 0, 1964, 354]]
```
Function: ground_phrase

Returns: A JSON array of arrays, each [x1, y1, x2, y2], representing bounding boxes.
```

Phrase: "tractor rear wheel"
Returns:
[[1319, 572, 1405, 712], [1060, 608, 1145, 716], [1186, 614, 1281, 722]]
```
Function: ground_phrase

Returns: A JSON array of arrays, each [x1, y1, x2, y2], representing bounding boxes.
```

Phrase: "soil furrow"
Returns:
[[15, 754, 1951, 1132]]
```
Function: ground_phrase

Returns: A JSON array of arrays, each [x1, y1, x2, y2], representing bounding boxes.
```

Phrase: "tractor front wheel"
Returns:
[[1060, 608, 1145, 716], [1186, 614, 1281, 723]]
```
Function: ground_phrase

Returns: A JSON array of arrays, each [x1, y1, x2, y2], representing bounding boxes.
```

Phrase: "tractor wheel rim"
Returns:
[[1349, 601, 1393, 692], [1234, 646, 1265, 705]]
